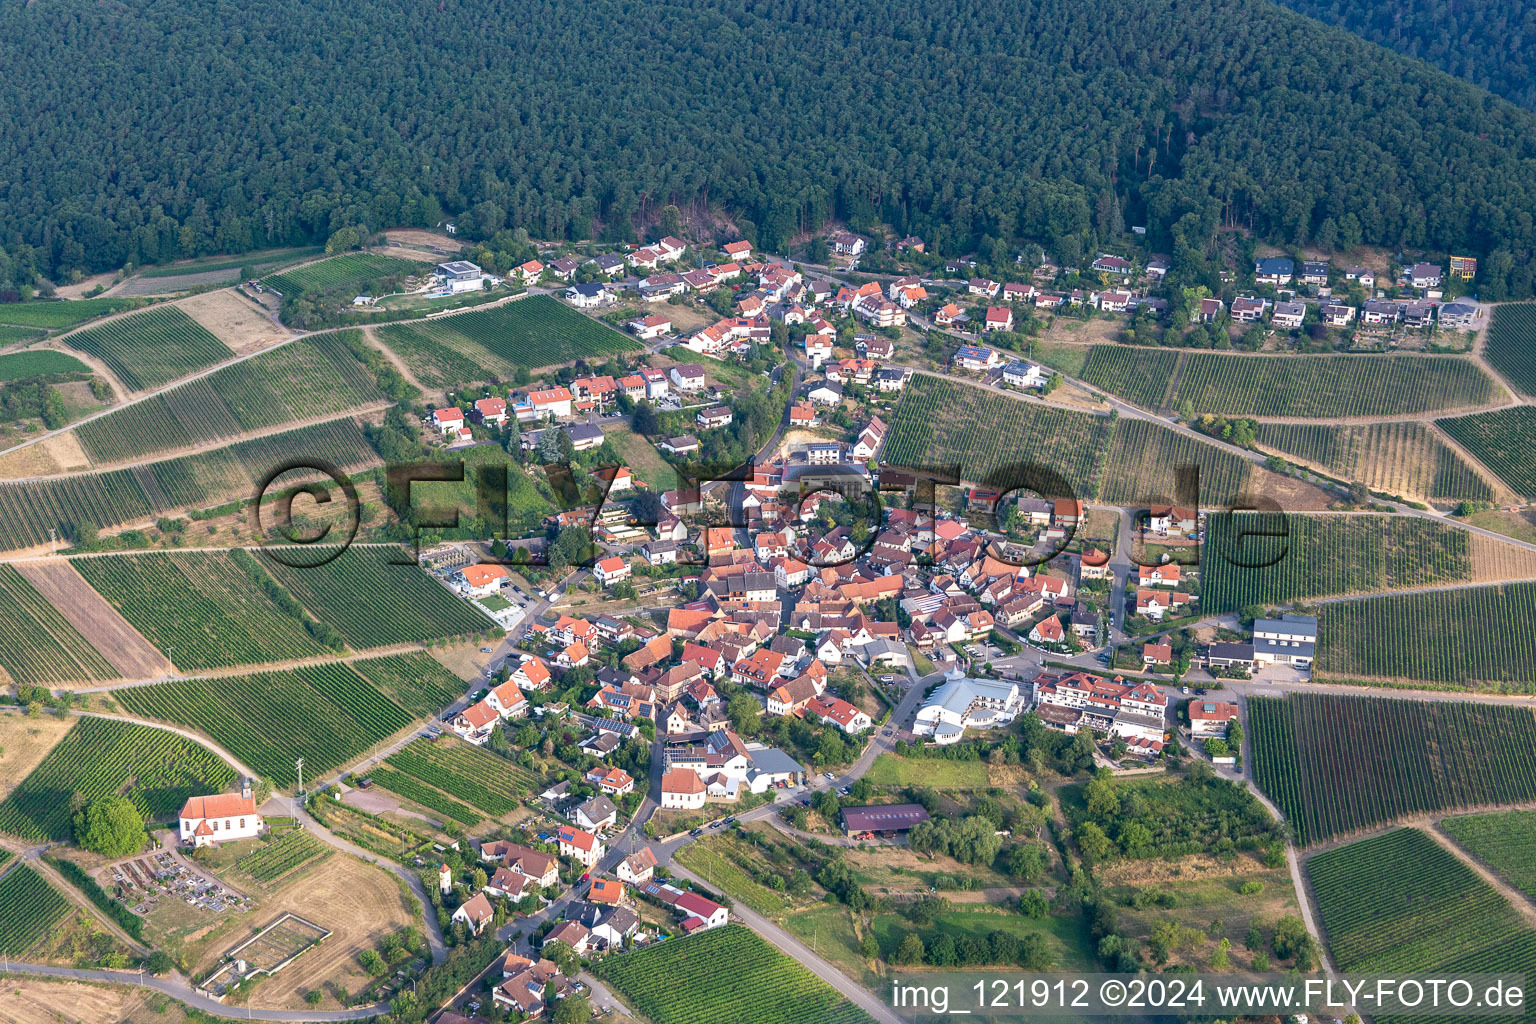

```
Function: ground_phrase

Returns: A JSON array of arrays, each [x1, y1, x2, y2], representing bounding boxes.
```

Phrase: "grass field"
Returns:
[[1309, 827, 1536, 1024], [1079, 345, 1179, 408], [1253, 421, 1493, 501], [0, 564, 117, 684], [862, 753, 990, 788], [1170, 353, 1497, 418], [258, 545, 491, 648], [261, 253, 424, 296], [885, 374, 1112, 493], [61, 305, 230, 391], [1437, 407, 1536, 500], [74, 332, 387, 464], [1483, 302, 1536, 398], [0, 297, 147, 331], [869, 905, 1093, 973], [0, 716, 236, 841], [376, 295, 640, 386], [1202, 512, 1472, 612], [674, 834, 798, 916], [349, 652, 467, 716], [1314, 581, 1536, 689], [593, 924, 876, 1024], [0, 866, 73, 955], [1250, 694, 1536, 844], [113, 663, 419, 788], [0, 350, 93, 379], [72, 551, 330, 668], [1440, 810, 1536, 901]]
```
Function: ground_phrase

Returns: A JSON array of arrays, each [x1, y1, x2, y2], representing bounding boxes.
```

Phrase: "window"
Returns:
[[211, 820, 218, 831], [240, 818, 246, 829]]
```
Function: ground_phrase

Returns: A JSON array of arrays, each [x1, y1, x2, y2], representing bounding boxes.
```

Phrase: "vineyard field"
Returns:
[[1253, 421, 1493, 501], [1080, 345, 1180, 408], [235, 830, 331, 884], [385, 737, 537, 815], [1249, 694, 1536, 845], [0, 350, 92, 378], [0, 866, 73, 955], [72, 551, 329, 668], [884, 374, 1111, 494], [0, 469, 154, 552], [0, 297, 146, 330], [259, 546, 490, 648], [61, 305, 230, 391], [0, 716, 235, 841], [377, 295, 639, 386], [1309, 827, 1536, 1024], [1171, 353, 1497, 418], [0, 326, 44, 346], [350, 653, 467, 716], [593, 924, 876, 1024], [1316, 582, 1536, 689], [1441, 810, 1536, 901], [0, 564, 116, 685], [75, 333, 387, 464], [261, 253, 424, 296], [113, 663, 418, 787], [1483, 303, 1536, 398], [1437, 407, 1536, 500], [363, 766, 483, 825], [1099, 417, 1254, 507], [1202, 513, 1471, 612]]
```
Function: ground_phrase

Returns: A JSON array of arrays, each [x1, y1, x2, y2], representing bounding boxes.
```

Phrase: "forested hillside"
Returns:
[[5, 0, 1536, 294], [1274, 0, 1536, 111]]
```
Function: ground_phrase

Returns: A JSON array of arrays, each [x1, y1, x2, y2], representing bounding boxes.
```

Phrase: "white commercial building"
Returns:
[[912, 671, 1025, 745]]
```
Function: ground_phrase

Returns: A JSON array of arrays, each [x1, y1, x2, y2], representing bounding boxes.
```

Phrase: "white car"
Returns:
[[823, 772, 835, 781]]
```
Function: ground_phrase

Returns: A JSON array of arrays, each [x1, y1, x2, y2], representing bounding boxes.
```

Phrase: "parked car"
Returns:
[[689, 828, 704, 837], [823, 772, 836, 780]]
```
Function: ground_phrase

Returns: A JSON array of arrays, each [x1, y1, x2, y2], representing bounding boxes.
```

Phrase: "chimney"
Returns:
[[241, 777, 252, 801]]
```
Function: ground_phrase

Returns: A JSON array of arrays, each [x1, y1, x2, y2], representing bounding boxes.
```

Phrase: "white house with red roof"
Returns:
[[983, 306, 1014, 332], [593, 556, 632, 587], [1138, 563, 1182, 587], [722, 240, 752, 260], [1029, 615, 1065, 645], [485, 680, 529, 720], [179, 781, 263, 847], [431, 407, 465, 435], [513, 657, 552, 691], [660, 768, 706, 809], [1189, 700, 1239, 738], [674, 891, 729, 932], [452, 892, 496, 935], [807, 694, 872, 734], [451, 699, 502, 744], [472, 397, 508, 426], [586, 765, 636, 797], [628, 313, 672, 339], [557, 826, 605, 868]]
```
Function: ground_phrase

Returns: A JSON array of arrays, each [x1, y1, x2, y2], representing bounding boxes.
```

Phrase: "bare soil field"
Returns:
[[0, 443, 62, 479], [428, 640, 493, 681], [176, 290, 285, 354], [382, 228, 459, 252], [13, 560, 170, 678], [0, 713, 78, 803], [1468, 532, 1536, 583], [0, 980, 188, 1024], [41, 431, 92, 472], [52, 273, 119, 300], [226, 854, 417, 1011], [1245, 464, 1335, 511], [114, 269, 240, 296]]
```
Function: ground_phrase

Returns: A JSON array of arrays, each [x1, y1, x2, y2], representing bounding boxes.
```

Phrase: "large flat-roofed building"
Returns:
[[437, 260, 486, 293], [840, 803, 931, 836], [1253, 614, 1316, 667], [913, 672, 1024, 745]]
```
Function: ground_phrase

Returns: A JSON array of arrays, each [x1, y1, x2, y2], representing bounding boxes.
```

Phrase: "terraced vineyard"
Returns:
[[0, 717, 236, 841], [1315, 582, 1536, 689], [594, 924, 876, 1024], [0, 350, 92, 377], [350, 653, 467, 716], [1483, 302, 1536, 399], [0, 866, 73, 955], [1079, 345, 1180, 409], [113, 663, 418, 787], [1099, 417, 1253, 506], [376, 295, 639, 385], [385, 737, 538, 815], [363, 766, 483, 825], [1437, 407, 1536, 500], [72, 551, 329, 668], [0, 564, 116, 684], [1252, 421, 1493, 501], [1309, 827, 1536, 1024], [262, 253, 424, 296], [884, 374, 1112, 494], [1202, 513, 1472, 612], [0, 297, 146, 331], [259, 545, 490, 648], [0, 417, 380, 552], [74, 332, 387, 464], [1171, 353, 1497, 418], [1249, 694, 1536, 845], [236, 830, 332, 883], [61, 305, 229, 391], [1441, 810, 1536, 901]]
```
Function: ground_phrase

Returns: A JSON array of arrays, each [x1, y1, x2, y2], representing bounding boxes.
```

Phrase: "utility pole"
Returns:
[[296, 758, 305, 801]]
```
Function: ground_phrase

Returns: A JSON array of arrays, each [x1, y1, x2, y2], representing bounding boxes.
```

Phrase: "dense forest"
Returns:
[[1274, 0, 1536, 111], [5, 0, 1536, 294]]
